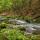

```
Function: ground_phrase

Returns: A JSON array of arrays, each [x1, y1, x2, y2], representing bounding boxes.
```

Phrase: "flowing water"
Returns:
[[8, 18, 40, 34], [0, 16, 40, 34]]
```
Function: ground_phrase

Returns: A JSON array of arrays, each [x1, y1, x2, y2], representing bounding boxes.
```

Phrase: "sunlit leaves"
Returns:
[[0, 0, 13, 11], [0, 29, 27, 40]]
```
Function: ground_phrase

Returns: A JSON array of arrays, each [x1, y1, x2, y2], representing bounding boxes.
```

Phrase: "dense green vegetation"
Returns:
[[0, 0, 13, 12], [0, 0, 40, 40], [0, 29, 40, 40], [0, 29, 27, 40], [0, 0, 29, 11]]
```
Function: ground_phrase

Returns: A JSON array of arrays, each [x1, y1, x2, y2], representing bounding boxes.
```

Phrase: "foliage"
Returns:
[[0, 0, 30, 12], [0, 0, 40, 40], [0, 22, 7, 30], [0, 0, 13, 12], [0, 29, 40, 40], [0, 29, 28, 40], [12, 0, 29, 10]]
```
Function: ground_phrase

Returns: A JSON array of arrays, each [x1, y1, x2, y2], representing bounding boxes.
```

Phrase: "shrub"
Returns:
[[0, 0, 13, 12], [0, 29, 28, 40], [0, 29, 40, 40]]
